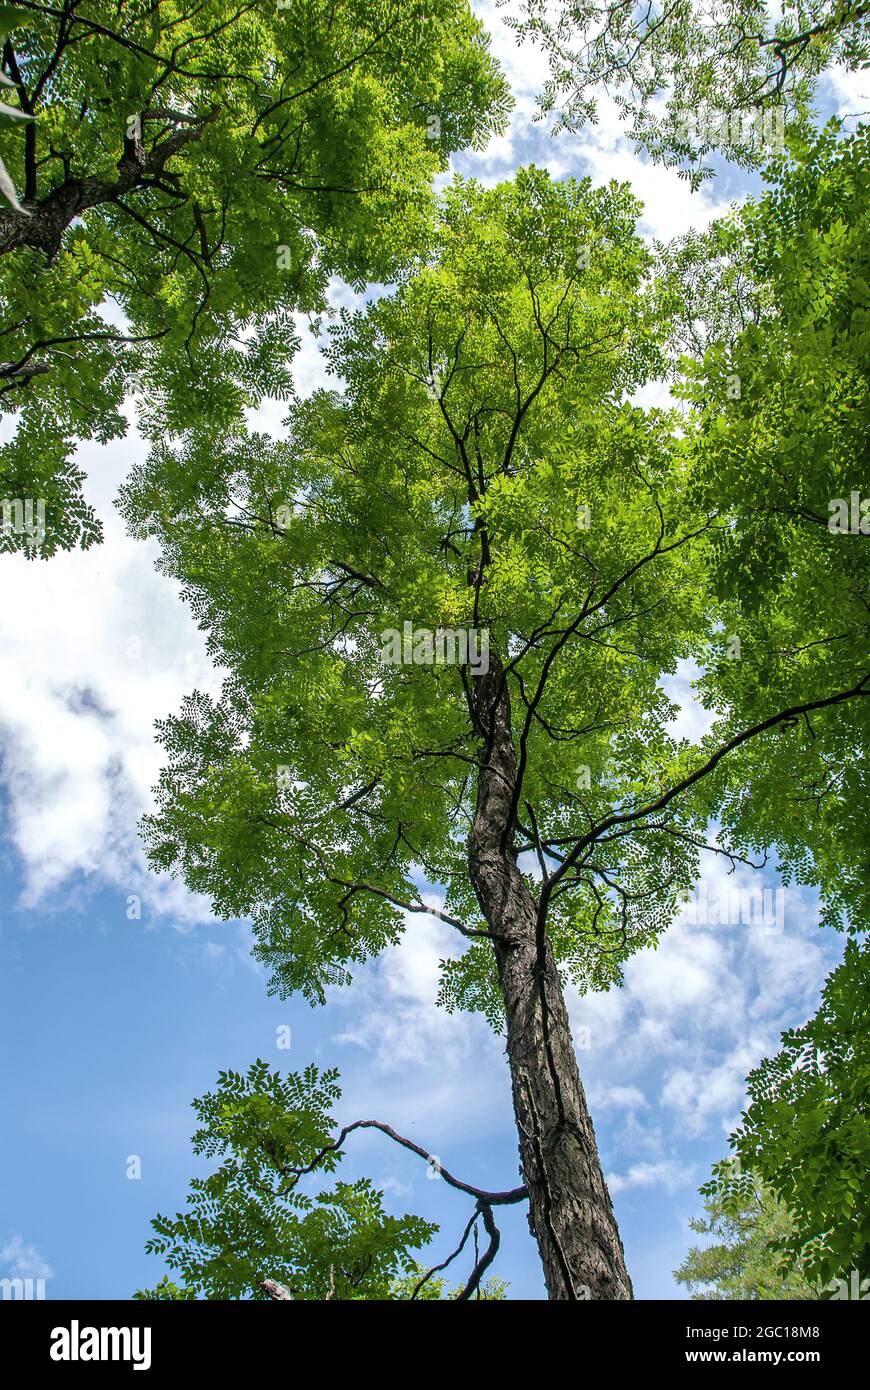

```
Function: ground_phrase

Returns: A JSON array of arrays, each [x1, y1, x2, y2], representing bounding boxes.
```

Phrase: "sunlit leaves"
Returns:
[[0, 0, 509, 552], [122, 168, 720, 1012]]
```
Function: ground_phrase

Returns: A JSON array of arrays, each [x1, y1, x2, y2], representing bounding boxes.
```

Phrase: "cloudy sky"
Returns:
[[0, 2, 863, 1300]]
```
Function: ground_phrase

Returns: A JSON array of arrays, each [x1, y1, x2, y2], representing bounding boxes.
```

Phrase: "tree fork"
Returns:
[[468, 653, 633, 1299]]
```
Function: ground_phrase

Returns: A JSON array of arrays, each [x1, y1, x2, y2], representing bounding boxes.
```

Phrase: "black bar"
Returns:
[[1, 1296, 864, 1375]]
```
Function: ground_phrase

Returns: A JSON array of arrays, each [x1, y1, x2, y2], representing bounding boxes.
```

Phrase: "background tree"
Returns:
[[511, 0, 869, 181], [675, 123, 870, 936], [674, 1180, 819, 1300], [134, 1060, 513, 1300], [672, 124, 870, 1299], [0, 0, 509, 553], [706, 940, 870, 1294], [122, 154, 869, 1298]]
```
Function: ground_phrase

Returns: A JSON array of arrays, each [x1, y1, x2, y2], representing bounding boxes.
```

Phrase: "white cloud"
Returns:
[[608, 1159, 695, 1195], [245, 276, 366, 438], [473, 0, 554, 120], [465, 2, 733, 242], [820, 62, 869, 122], [662, 659, 717, 742], [330, 907, 475, 1071], [0, 1234, 53, 1281], [567, 853, 840, 1165], [379, 1175, 413, 1199], [592, 1084, 649, 1111], [625, 917, 732, 1019], [0, 430, 219, 926]]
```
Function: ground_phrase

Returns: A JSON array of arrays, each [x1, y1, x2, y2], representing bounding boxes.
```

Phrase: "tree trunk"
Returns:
[[468, 655, 633, 1300]]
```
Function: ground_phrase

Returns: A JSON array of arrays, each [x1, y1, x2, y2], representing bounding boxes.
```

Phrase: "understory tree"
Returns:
[[124, 143, 869, 1298], [0, 0, 508, 552], [135, 1061, 509, 1300], [674, 1180, 819, 1301], [706, 940, 870, 1295]]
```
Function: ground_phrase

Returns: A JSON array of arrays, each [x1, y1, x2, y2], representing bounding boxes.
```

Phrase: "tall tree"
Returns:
[[0, 0, 509, 553], [121, 158, 869, 1298]]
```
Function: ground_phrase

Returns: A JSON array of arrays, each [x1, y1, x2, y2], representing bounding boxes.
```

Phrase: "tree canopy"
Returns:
[[512, 0, 869, 180], [4, 0, 866, 1302], [121, 165, 711, 1010], [123, 138, 869, 1295], [0, 0, 509, 553], [122, 139, 869, 1023]]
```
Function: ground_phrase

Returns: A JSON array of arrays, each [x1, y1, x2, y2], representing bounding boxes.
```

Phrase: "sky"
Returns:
[[0, 2, 864, 1301]]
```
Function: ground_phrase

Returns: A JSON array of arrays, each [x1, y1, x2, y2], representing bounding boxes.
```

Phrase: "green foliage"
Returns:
[[391, 1266, 508, 1299], [114, 123, 869, 1299], [137, 1276, 197, 1301], [121, 166, 719, 1013], [0, 0, 509, 553], [134, 1061, 438, 1300], [121, 146, 870, 1025], [675, 1181, 819, 1299], [513, 0, 868, 181], [705, 940, 870, 1292], [679, 125, 870, 937], [437, 940, 506, 1030]]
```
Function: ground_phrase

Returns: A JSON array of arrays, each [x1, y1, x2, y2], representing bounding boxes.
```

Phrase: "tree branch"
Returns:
[[284, 1117, 528, 1207]]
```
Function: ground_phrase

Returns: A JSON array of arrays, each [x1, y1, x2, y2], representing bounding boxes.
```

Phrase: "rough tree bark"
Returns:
[[468, 653, 633, 1300], [0, 108, 219, 261]]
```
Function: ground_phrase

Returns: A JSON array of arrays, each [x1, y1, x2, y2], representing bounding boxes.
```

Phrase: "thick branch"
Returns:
[[0, 106, 220, 260], [285, 1118, 528, 1207], [541, 670, 870, 912]]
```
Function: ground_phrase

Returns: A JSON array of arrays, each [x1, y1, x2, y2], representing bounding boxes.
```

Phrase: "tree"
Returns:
[[0, 0, 509, 553], [672, 123, 870, 932], [674, 124, 870, 1297], [134, 1060, 511, 1300], [511, 0, 869, 181], [674, 1181, 819, 1300], [121, 150, 870, 1298], [706, 940, 870, 1294]]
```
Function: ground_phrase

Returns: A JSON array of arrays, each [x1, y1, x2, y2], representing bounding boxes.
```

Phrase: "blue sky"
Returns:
[[0, 1, 863, 1301]]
